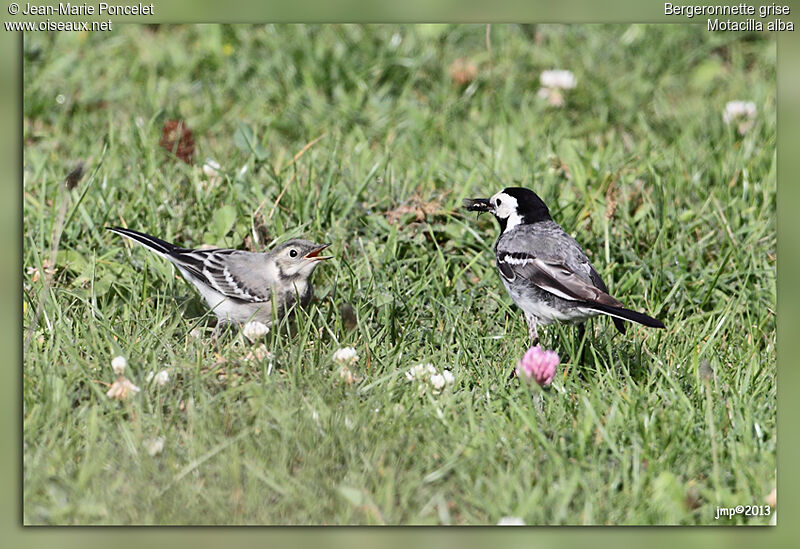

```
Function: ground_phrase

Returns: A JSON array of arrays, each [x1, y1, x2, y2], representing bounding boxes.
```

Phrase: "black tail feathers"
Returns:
[[106, 227, 179, 255], [589, 302, 665, 332]]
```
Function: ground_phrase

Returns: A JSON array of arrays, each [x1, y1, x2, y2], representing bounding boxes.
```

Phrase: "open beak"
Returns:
[[305, 243, 332, 261], [462, 197, 491, 213]]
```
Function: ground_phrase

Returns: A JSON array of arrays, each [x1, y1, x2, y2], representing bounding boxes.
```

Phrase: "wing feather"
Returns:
[[173, 250, 270, 303], [109, 227, 272, 304], [497, 252, 622, 307]]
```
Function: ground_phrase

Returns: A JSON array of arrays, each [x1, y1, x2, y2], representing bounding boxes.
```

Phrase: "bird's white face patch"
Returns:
[[490, 191, 523, 232]]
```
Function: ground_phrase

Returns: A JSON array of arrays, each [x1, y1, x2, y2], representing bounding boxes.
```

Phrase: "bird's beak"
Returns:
[[305, 243, 332, 261], [463, 197, 491, 212]]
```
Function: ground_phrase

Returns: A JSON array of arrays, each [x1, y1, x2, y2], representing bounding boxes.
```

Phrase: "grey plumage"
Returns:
[[465, 187, 664, 343], [108, 227, 331, 331], [495, 221, 627, 335]]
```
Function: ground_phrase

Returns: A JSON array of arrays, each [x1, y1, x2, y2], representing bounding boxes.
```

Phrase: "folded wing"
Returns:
[[497, 252, 622, 307], [496, 251, 664, 329]]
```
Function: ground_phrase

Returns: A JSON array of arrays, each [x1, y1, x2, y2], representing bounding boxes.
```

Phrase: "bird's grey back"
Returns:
[[496, 220, 599, 285]]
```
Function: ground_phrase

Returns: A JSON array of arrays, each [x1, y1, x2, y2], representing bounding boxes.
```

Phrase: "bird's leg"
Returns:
[[210, 321, 228, 343], [509, 313, 541, 381], [507, 367, 518, 382], [577, 322, 586, 343], [524, 312, 540, 346]]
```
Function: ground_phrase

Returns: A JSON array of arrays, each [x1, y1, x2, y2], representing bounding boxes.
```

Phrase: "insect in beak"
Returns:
[[463, 197, 490, 219], [463, 197, 490, 212]]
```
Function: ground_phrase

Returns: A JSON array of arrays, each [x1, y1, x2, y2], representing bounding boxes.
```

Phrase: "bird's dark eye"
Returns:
[[496, 199, 502, 206], [289, 249, 298, 258]]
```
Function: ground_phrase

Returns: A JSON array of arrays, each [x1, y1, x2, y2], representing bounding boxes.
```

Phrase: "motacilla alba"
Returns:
[[108, 227, 331, 335], [464, 187, 664, 344]]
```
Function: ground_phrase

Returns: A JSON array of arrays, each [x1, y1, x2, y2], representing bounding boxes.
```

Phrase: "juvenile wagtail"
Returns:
[[108, 227, 331, 335]]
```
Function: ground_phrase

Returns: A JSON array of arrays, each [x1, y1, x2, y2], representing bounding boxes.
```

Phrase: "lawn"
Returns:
[[22, 24, 776, 525]]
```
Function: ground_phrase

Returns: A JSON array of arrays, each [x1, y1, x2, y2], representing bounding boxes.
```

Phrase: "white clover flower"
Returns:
[[146, 369, 170, 387], [244, 344, 272, 364], [723, 100, 757, 135], [407, 363, 435, 381], [430, 373, 446, 391], [497, 516, 525, 526], [144, 437, 165, 456], [106, 377, 140, 400], [723, 100, 757, 124], [202, 158, 221, 178], [538, 70, 576, 107], [242, 321, 270, 342], [111, 356, 127, 375], [339, 365, 360, 385], [332, 347, 359, 365], [540, 69, 576, 90], [407, 364, 454, 395], [155, 370, 170, 386]]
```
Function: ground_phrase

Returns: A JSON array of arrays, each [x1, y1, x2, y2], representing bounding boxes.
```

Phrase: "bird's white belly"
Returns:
[[519, 299, 593, 324], [192, 277, 270, 324], [502, 280, 595, 324]]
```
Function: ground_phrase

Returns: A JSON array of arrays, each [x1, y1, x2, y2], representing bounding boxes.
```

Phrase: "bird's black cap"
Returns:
[[501, 187, 551, 223]]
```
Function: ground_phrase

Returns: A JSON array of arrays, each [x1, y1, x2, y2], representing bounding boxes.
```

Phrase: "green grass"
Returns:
[[22, 24, 776, 525]]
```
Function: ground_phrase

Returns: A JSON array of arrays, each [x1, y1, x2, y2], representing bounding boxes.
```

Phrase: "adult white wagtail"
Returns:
[[463, 187, 664, 344], [108, 227, 331, 335]]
